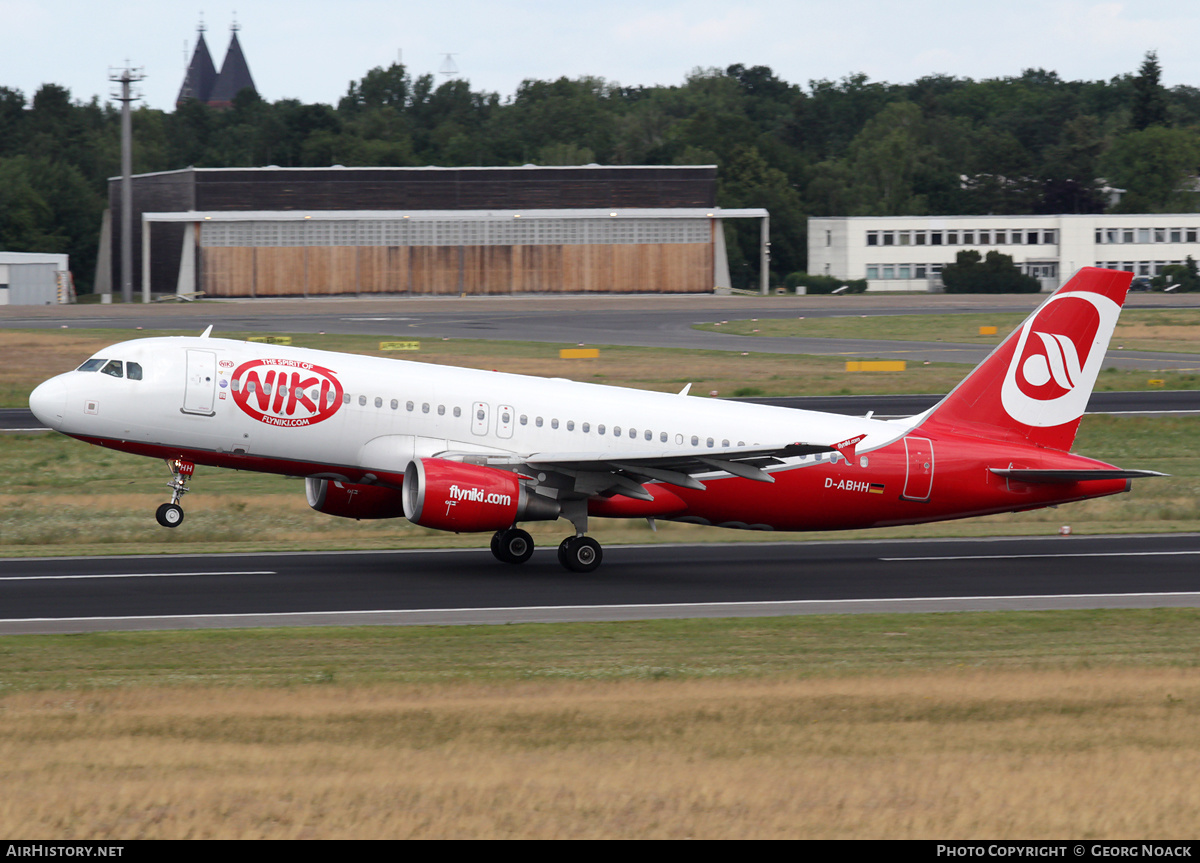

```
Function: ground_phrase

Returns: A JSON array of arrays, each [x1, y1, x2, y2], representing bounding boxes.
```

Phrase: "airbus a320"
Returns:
[[28, 267, 1162, 571]]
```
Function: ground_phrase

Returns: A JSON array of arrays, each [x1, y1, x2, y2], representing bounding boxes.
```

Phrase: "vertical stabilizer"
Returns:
[[919, 267, 1132, 451]]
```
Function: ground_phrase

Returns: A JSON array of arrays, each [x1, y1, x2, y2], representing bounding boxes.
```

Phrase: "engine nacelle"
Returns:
[[403, 457, 559, 532], [305, 477, 408, 520]]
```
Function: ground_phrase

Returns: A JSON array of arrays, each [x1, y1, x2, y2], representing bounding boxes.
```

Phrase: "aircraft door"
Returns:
[[471, 402, 489, 436], [901, 436, 934, 501], [182, 350, 217, 416], [497, 404, 514, 439]]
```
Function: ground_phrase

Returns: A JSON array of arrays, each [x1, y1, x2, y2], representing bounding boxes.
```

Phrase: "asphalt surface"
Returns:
[[2, 534, 1198, 634], [4, 293, 1200, 370]]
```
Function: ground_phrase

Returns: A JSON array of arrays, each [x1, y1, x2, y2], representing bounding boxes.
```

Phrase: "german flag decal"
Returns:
[[868, 483, 886, 494]]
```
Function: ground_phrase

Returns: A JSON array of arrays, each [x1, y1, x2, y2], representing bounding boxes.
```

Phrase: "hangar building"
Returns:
[[107, 165, 766, 299]]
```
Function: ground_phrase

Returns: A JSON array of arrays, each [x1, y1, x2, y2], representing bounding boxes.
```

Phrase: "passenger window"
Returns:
[[453, 406, 462, 417], [407, 401, 415, 412], [101, 360, 123, 378], [582, 422, 590, 433], [343, 393, 350, 404], [551, 418, 559, 429], [660, 432, 667, 443], [391, 399, 399, 410], [644, 430, 652, 441], [598, 425, 606, 435], [567, 420, 575, 431], [126, 362, 143, 380], [358, 395, 367, 406], [536, 417, 543, 428], [691, 435, 699, 446], [438, 405, 445, 416], [520, 415, 528, 425], [422, 403, 430, 413], [374, 397, 383, 408]]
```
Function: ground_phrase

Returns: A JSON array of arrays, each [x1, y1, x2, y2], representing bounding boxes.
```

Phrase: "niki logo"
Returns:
[[230, 359, 344, 427], [1000, 291, 1118, 428]]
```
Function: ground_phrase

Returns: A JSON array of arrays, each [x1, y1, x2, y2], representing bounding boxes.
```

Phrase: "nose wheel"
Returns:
[[557, 535, 603, 573], [156, 458, 195, 529], [156, 503, 185, 527]]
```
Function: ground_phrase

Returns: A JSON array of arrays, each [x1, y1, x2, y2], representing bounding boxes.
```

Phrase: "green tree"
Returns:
[[1132, 51, 1168, 131], [941, 249, 1040, 293], [1103, 125, 1200, 212]]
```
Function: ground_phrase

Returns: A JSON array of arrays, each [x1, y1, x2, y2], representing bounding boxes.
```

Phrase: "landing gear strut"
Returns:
[[490, 527, 535, 564], [156, 458, 194, 528]]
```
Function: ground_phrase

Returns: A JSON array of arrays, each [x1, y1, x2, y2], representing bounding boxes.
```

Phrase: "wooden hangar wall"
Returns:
[[111, 166, 720, 297]]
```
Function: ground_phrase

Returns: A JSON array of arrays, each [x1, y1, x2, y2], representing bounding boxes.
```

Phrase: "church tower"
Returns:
[[176, 20, 257, 109], [208, 21, 257, 108], [176, 22, 218, 107]]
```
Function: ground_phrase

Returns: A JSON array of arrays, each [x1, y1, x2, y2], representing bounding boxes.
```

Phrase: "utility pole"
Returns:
[[109, 64, 145, 303]]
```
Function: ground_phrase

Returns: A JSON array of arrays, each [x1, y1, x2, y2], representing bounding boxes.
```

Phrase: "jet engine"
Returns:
[[305, 477, 408, 520], [403, 457, 559, 532]]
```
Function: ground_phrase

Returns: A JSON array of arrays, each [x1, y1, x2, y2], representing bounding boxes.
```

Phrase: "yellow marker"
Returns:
[[846, 360, 906, 372], [380, 341, 420, 351], [979, 326, 998, 335], [248, 335, 293, 345], [1148, 379, 1165, 387], [560, 348, 600, 359]]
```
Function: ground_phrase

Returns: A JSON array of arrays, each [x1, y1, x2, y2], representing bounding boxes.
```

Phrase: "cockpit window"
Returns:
[[77, 359, 106, 372], [100, 360, 124, 378], [127, 362, 143, 381]]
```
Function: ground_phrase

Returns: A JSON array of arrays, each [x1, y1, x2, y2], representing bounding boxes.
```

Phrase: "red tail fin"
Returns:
[[919, 267, 1132, 451]]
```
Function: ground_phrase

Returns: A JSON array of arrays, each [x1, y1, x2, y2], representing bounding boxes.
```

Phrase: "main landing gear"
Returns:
[[155, 458, 195, 528], [489, 527, 604, 573]]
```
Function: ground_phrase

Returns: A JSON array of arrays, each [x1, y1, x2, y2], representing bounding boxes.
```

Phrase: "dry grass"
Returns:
[[2, 669, 1199, 838]]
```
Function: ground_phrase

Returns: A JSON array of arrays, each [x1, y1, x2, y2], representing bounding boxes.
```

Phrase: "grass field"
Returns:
[[2, 613, 1200, 838], [4, 322, 1200, 838], [695, 309, 1200, 359]]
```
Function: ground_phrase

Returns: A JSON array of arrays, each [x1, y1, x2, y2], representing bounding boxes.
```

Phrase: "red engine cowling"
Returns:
[[403, 457, 558, 532], [306, 477, 408, 520]]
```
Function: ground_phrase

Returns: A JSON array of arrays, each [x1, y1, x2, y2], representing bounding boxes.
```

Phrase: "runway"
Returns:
[[4, 293, 1200, 370], [3, 534, 1199, 634]]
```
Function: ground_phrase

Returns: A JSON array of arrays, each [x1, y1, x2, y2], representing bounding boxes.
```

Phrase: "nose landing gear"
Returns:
[[156, 458, 195, 528]]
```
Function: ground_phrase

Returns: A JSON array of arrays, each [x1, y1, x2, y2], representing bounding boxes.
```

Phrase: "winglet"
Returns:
[[199, 325, 213, 338], [833, 434, 867, 464]]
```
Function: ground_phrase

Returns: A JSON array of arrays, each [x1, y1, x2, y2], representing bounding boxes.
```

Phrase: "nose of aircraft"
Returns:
[[29, 375, 68, 429]]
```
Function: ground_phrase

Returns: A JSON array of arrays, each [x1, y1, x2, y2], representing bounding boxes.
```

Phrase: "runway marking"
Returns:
[[5, 590, 1200, 632], [0, 571, 276, 582], [882, 551, 1200, 562]]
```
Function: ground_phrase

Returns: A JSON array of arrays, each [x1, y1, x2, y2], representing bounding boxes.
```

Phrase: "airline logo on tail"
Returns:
[[999, 291, 1120, 428]]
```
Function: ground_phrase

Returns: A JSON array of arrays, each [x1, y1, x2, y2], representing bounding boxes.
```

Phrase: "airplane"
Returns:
[[28, 267, 1164, 572]]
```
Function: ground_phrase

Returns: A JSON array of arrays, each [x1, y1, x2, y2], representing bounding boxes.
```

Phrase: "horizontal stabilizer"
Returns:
[[989, 468, 1167, 484]]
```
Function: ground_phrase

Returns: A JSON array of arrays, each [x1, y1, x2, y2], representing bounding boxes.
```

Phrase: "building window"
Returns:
[[1096, 229, 1104, 244], [882, 265, 895, 279], [882, 232, 895, 246], [961, 231, 974, 244], [978, 231, 990, 244], [1010, 230, 1022, 245], [914, 231, 926, 245], [929, 232, 942, 245], [995, 230, 1007, 244], [1155, 228, 1166, 243], [914, 265, 927, 279], [898, 264, 911, 279], [1027, 231, 1039, 245], [1044, 230, 1057, 244], [946, 231, 958, 245], [898, 231, 911, 246], [1124, 229, 1135, 243], [1138, 228, 1150, 243], [866, 231, 878, 246], [1188, 229, 1197, 243], [866, 265, 879, 279]]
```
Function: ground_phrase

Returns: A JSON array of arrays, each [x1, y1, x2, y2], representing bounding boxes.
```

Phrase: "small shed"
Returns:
[[0, 252, 71, 305]]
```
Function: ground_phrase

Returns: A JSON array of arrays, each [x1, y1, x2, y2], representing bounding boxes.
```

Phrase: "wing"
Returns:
[[439, 437, 863, 501]]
